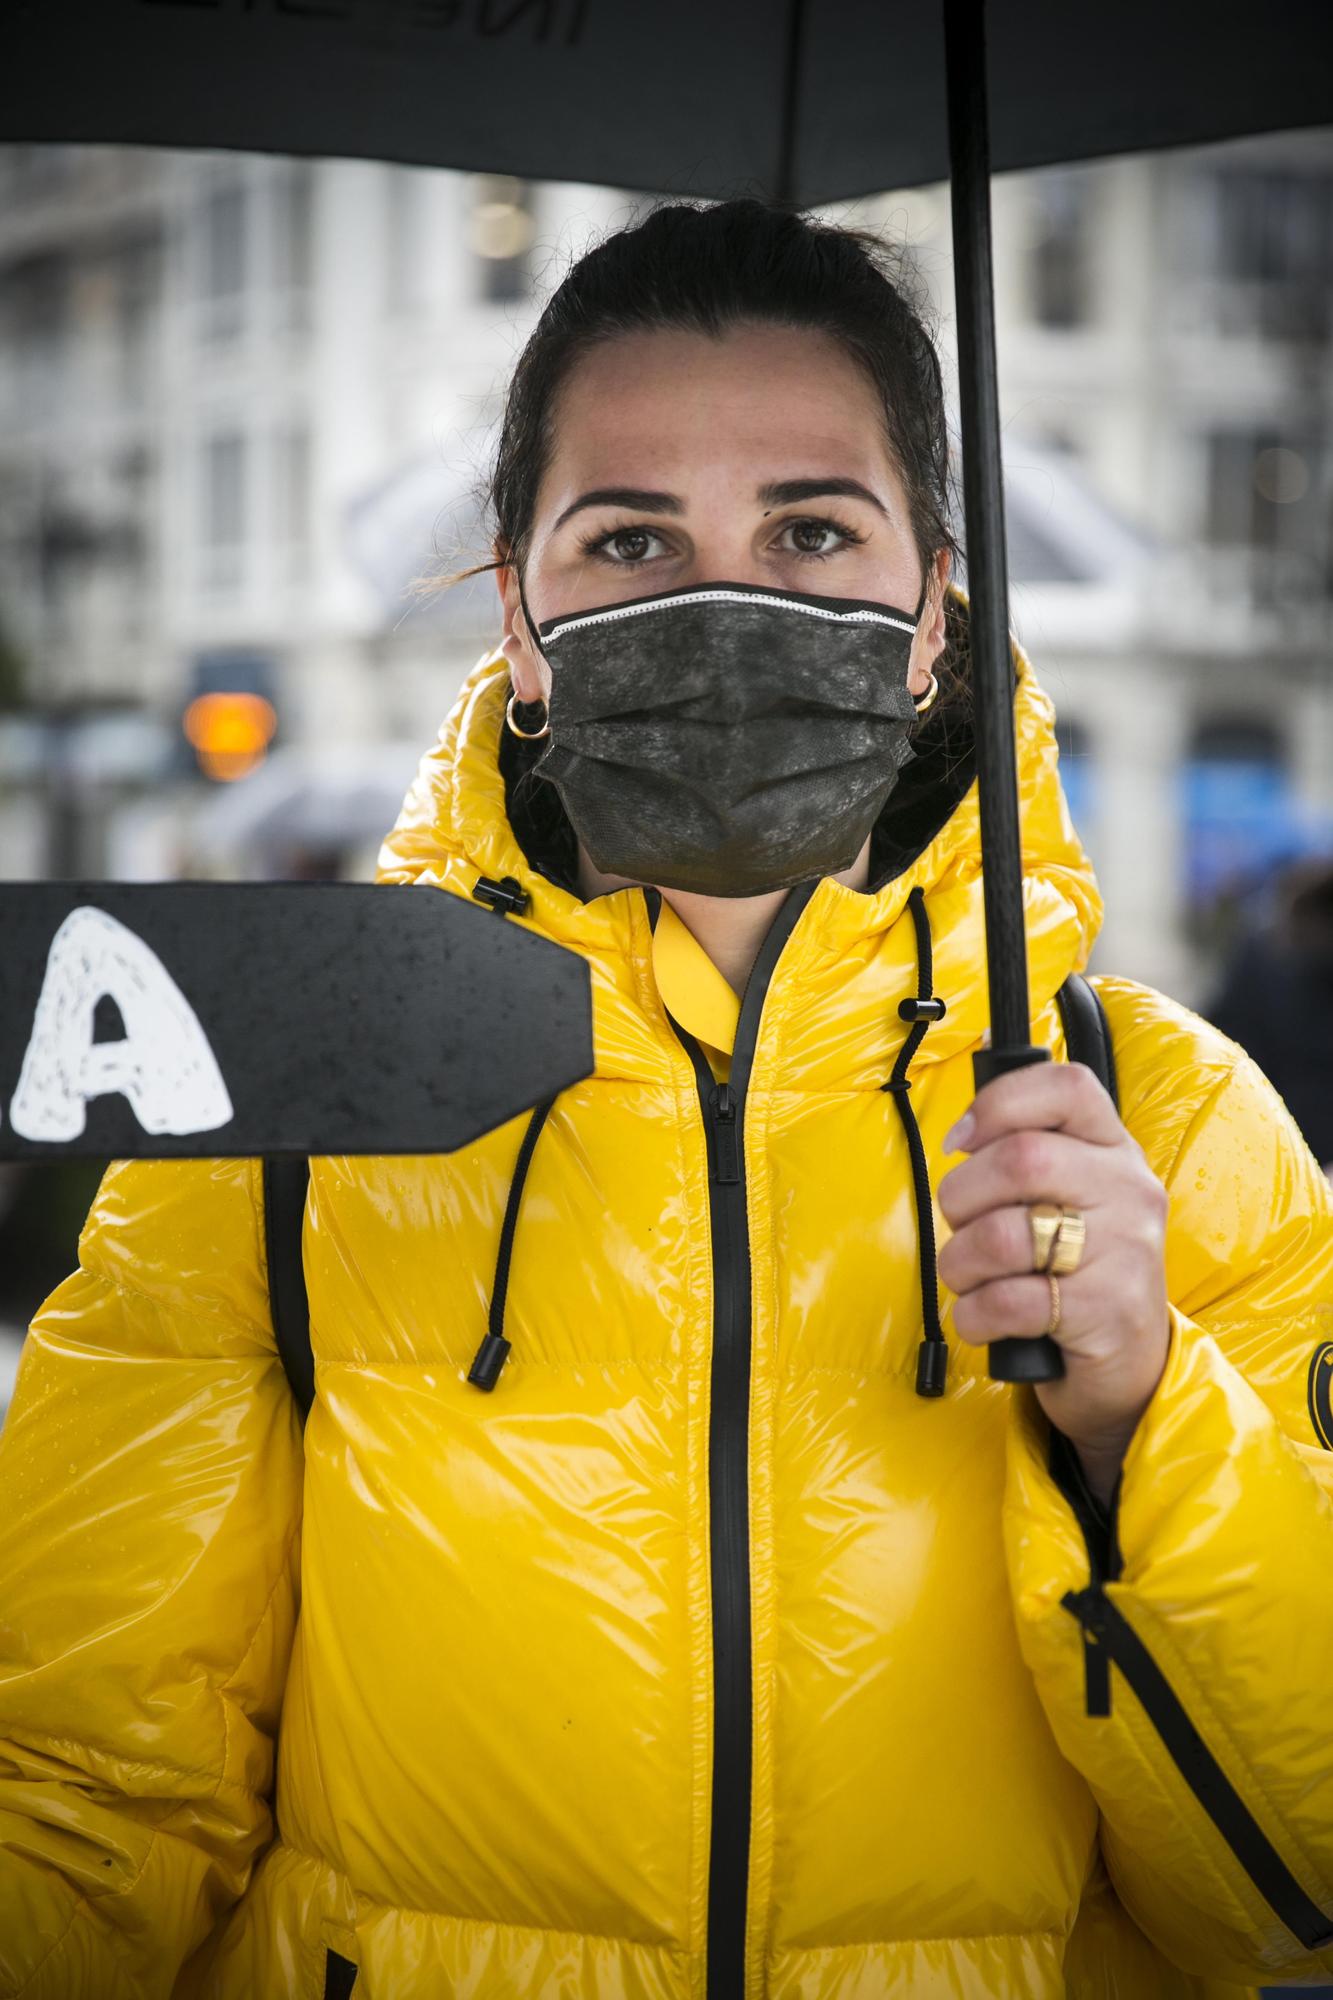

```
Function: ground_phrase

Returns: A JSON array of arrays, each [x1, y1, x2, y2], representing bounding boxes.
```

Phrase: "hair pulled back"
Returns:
[[486, 197, 958, 585]]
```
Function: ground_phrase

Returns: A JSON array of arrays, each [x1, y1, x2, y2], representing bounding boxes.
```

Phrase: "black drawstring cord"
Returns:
[[467, 870, 550, 1392], [881, 885, 950, 1398], [468, 871, 947, 1396], [468, 1092, 557, 1391]]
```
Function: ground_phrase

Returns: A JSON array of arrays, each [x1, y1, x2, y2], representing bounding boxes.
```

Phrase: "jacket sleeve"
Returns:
[[1004, 981, 1333, 1984], [0, 1157, 304, 2000]]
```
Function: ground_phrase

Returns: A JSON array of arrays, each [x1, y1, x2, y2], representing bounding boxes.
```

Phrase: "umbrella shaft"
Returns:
[[945, 0, 1031, 1054]]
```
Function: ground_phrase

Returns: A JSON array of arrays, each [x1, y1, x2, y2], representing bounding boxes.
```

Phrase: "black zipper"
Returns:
[[1057, 1452, 1332, 1952], [323, 1948, 359, 1998], [646, 882, 817, 1999]]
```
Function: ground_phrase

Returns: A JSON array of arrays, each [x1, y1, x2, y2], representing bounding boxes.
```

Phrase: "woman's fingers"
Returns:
[[950, 1274, 1067, 1346], [937, 1203, 1051, 1295], [943, 1059, 1124, 1156], [932, 1057, 1171, 1418], [938, 1127, 1129, 1231]]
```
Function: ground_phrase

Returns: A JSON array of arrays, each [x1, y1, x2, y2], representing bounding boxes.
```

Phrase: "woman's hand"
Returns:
[[937, 1063, 1171, 1506]]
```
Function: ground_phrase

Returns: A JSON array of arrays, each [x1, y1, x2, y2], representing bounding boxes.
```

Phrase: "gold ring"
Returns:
[[1028, 1201, 1064, 1273], [1045, 1273, 1062, 1337], [1048, 1208, 1087, 1277]]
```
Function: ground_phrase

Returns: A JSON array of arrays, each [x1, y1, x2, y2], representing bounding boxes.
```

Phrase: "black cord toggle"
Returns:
[[467, 1331, 512, 1391], [472, 874, 531, 917], [898, 996, 947, 1023], [915, 1339, 949, 1398]]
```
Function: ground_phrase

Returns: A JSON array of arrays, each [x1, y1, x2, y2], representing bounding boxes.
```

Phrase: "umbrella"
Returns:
[[4, 0, 1329, 1379], [3, 3, 1327, 200]]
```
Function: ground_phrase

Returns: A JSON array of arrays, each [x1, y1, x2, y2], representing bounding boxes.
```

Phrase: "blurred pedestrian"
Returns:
[[1206, 856, 1333, 1174]]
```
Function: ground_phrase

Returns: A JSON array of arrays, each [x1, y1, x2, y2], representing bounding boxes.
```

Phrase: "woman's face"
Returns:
[[498, 323, 950, 706]]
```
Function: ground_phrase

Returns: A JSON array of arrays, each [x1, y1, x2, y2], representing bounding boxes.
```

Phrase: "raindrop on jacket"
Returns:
[[1, 603, 1331, 1999]]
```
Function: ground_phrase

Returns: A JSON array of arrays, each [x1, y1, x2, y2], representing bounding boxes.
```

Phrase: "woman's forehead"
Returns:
[[543, 324, 896, 500]]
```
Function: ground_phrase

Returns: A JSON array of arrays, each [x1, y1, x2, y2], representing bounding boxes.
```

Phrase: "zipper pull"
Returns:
[[710, 1082, 741, 1184], [1062, 1587, 1112, 1719]]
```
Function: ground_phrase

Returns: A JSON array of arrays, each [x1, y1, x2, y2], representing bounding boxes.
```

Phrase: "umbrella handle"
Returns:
[[971, 1044, 1066, 1383], [944, 0, 1059, 1389]]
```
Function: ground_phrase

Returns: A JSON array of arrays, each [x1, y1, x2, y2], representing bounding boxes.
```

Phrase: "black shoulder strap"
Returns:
[[1056, 973, 1119, 1111], [262, 1156, 314, 1422]]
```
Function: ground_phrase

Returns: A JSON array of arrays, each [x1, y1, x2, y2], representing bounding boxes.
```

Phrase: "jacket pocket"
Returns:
[[323, 1946, 359, 1998], [1061, 1585, 1333, 1953]]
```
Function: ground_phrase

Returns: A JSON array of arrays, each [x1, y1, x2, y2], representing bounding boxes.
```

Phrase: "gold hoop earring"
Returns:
[[912, 670, 940, 717], [505, 692, 550, 741]]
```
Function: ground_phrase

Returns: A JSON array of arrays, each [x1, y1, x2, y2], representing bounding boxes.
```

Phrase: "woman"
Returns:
[[1, 200, 1330, 2000]]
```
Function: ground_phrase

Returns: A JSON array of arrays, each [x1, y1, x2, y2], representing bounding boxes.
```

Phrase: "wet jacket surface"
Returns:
[[2, 615, 1331, 1999]]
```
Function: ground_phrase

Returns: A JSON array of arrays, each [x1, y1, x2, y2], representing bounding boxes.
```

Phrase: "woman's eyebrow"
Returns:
[[552, 486, 684, 532], [757, 476, 888, 516]]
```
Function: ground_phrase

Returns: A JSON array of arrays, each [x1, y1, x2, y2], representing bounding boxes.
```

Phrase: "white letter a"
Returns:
[[9, 906, 234, 1142]]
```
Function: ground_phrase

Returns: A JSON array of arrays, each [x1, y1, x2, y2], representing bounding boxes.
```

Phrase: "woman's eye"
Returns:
[[590, 526, 663, 564], [780, 517, 858, 558]]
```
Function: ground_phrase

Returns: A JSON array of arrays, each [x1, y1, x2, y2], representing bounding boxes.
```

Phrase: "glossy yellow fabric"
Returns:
[[2, 605, 1331, 1999]]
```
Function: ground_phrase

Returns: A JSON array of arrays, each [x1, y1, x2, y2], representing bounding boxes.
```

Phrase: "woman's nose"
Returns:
[[673, 537, 766, 586]]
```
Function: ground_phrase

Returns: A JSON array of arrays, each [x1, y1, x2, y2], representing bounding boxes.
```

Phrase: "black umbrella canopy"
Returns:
[[3, 0, 1330, 201]]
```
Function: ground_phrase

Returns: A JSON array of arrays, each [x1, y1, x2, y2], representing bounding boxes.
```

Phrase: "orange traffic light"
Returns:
[[182, 691, 277, 782]]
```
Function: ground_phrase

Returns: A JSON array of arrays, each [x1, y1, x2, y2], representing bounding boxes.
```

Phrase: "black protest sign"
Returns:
[[0, 883, 593, 1159]]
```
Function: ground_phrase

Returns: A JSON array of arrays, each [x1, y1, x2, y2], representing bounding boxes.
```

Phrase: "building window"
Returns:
[[113, 443, 155, 640], [199, 182, 247, 342], [385, 167, 428, 315], [116, 235, 162, 406], [1204, 429, 1327, 606], [274, 425, 311, 583], [4, 145, 79, 198], [200, 432, 246, 593], [1211, 167, 1333, 340], [1205, 431, 1274, 548], [272, 160, 313, 334], [9, 253, 68, 422], [1029, 171, 1091, 330], [472, 176, 536, 304]]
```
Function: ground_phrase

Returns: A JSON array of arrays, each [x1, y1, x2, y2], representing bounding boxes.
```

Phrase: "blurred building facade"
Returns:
[[984, 129, 1333, 996], [0, 145, 626, 883], [0, 135, 1330, 1000]]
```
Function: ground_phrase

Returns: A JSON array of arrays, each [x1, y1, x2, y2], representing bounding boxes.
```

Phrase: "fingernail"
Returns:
[[944, 1110, 975, 1152]]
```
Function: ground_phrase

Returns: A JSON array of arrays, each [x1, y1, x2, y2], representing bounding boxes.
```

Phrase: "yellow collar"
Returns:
[[651, 900, 740, 1077]]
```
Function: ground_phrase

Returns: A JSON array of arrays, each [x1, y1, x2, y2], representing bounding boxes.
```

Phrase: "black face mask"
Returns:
[[521, 579, 924, 899]]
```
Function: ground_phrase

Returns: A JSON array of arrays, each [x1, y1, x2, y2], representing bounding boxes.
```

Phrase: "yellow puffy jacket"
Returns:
[[2, 615, 1332, 2000]]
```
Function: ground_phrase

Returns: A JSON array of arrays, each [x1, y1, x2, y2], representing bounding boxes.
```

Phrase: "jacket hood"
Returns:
[[377, 588, 1103, 1084]]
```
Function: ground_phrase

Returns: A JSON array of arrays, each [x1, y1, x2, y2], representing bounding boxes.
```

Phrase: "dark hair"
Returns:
[[486, 196, 957, 585]]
